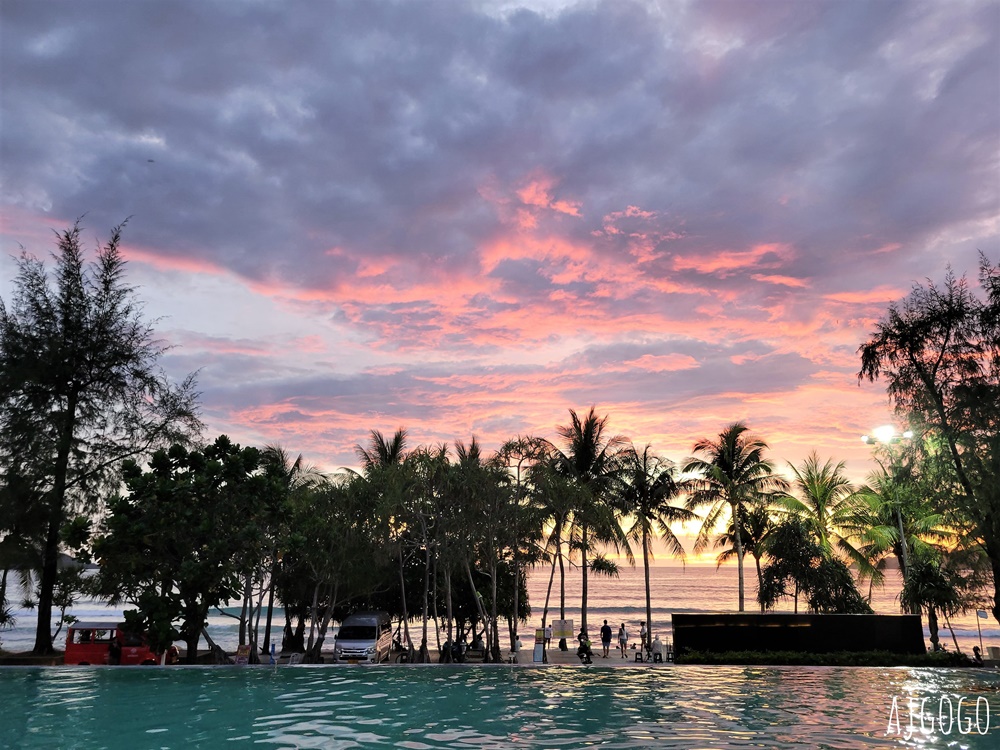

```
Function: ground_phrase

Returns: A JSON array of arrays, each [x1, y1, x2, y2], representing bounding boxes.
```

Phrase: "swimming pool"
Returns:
[[2, 665, 997, 748]]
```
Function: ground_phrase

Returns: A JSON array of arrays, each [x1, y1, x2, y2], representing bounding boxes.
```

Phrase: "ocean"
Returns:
[[3, 563, 997, 657]]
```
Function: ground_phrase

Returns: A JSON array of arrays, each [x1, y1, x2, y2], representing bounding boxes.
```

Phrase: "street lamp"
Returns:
[[861, 426, 914, 575], [861, 425, 913, 445]]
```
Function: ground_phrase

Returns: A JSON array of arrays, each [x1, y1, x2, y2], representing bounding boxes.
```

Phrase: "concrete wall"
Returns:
[[672, 613, 925, 657]]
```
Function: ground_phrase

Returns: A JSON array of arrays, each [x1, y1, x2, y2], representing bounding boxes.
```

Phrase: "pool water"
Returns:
[[2, 665, 998, 749]]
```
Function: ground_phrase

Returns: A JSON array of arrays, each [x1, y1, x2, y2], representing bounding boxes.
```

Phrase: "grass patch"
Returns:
[[676, 649, 971, 667]]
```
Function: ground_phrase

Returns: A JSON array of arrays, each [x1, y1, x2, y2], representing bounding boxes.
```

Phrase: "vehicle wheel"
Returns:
[[78, 662, 88, 666], [141, 660, 156, 665], [394, 652, 410, 664]]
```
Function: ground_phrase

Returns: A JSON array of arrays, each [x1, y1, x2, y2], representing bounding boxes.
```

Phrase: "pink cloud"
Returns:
[[123, 244, 230, 277], [751, 273, 810, 288], [824, 286, 906, 304], [623, 354, 700, 372], [673, 242, 796, 275], [516, 176, 582, 217]]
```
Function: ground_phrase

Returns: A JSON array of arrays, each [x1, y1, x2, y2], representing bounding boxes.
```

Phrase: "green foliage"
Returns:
[[91, 436, 264, 661], [551, 407, 628, 634], [859, 256, 1000, 623], [683, 422, 788, 612], [900, 549, 965, 652], [758, 518, 872, 614], [0, 220, 200, 654]]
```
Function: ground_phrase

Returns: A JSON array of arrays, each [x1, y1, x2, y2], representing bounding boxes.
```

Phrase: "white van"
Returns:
[[333, 611, 392, 664]]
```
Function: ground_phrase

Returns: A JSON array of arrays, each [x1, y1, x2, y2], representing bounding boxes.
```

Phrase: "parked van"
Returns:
[[333, 611, 392, 664], [64, 621, 159, 665]]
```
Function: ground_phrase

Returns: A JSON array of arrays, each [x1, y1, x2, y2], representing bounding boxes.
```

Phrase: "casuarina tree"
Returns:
[[859, 256, 1000, 625], [0, 220, 200, 654]]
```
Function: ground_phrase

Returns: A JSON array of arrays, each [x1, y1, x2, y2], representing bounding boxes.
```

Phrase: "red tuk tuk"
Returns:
[[64, 621, 161, 665]]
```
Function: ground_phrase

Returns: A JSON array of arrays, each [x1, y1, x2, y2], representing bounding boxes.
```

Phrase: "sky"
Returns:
[[1, 0, 998, 488]]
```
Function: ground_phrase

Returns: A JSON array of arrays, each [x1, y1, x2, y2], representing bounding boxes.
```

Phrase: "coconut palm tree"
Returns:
[[776, 452, 875, 580], [355, 428, 408, 473], [259, 444, 327, 657], [616, 444, 696, 647], [683, 422, 787, 612], [354, 428, 415, 651], [552, 407, 627, 636], [850, 467, 953, 599], [711, 499, 776, 610]]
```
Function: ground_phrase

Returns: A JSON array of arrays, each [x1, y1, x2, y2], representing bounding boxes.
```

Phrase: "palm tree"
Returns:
[[711, 499, 775, 610], [851, 467, 953, 599], [552, 407, 627, 636], [683, 422, 787, 612], [355, 428, 408, 472], [354, 428, 414, 651], [259, 445, 327, 657], [617, 444, 696, 647], [776, 452, 875, 580]]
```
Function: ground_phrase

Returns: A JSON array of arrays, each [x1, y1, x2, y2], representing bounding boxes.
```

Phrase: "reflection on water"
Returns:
[[2, 665, 998, 749]]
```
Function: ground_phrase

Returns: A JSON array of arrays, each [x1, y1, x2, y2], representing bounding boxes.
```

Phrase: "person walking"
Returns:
[[618, 623, 628, 658], [544, 624, 552, 648], [600, 620, 612, 658]]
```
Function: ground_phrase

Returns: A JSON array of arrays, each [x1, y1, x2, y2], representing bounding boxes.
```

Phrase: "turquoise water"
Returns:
[[2, 665, 998, 749]]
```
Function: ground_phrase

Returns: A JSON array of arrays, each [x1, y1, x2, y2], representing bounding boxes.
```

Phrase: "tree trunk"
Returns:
[[420, 531, 431, 662], [990, 543, 1000, 628], [441, 570, 454, 663], [731, 501, 745, 612], [558, 539, 567, 650], [511, 562, 522, 649], [34, 391, 77, 655], [580, 523, 589, 634], [755, 555, 764, 613], [261, 559, 276, 655], [464, 558, 491, 652], [541, 529, 558, 629], [943, 611, 962, 654], [928, 606, 940, 652], [490, 557, 500, 662], [182, 599, 204, 664], [398, 546, 413, 656], [239, 574, 252, 646], [643, 527, 652, 642]]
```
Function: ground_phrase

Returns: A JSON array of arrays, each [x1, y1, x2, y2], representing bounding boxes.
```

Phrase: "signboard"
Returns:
[[552, 619, 573, 639], [234, 644, 252, 666], [535, 628, 545, 644]]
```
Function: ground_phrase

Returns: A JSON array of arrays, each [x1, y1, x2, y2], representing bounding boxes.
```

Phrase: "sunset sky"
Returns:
[[2, 0, 998, 487]]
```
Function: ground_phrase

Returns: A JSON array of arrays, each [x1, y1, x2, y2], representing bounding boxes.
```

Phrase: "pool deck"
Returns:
[[267, 646, 674, 667]]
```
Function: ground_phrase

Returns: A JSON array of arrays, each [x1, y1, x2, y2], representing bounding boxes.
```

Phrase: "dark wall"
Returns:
[[672, 613, 925, 657]]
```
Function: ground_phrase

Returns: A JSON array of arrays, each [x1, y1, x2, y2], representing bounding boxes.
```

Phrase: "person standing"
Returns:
[[544, 624, 552, 648], [640, 621, 648, 652], [600, 620, 612, 658], [618, 623, 628, 658]]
